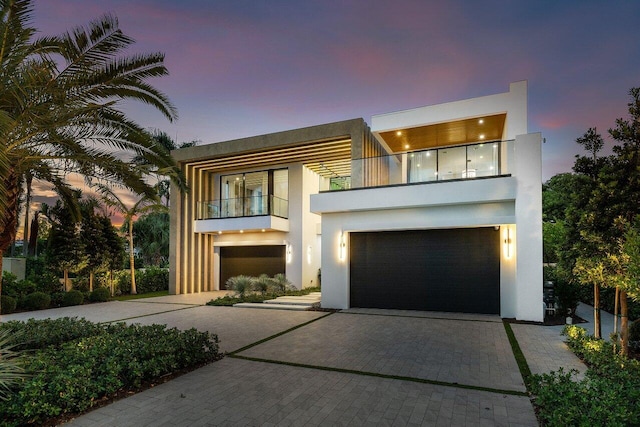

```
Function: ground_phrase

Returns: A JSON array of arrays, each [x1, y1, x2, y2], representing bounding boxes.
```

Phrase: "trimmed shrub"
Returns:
[[136, 267, 169, 293], [0, 319, 221, 425], [1, 295, 17, 314], [62, 290, 84, 306], [50, 292, 66, 308], [530, 325, 640, 426], [21, 292, 51, 311], [89, 287, 111, 302], [2, 271, 19, 298], [0, 317, 104, 350]]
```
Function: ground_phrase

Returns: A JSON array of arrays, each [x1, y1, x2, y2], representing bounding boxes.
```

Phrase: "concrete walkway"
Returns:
[[0, 294, 598, 426]]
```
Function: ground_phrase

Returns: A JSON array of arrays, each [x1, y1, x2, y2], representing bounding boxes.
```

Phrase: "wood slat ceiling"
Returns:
[[378, 113, 506, 152], [191, 138, 352, 178]]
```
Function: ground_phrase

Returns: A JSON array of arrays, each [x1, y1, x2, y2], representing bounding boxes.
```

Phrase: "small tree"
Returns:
[[44, 199, 86, 291], [98, 185, 165, 295]]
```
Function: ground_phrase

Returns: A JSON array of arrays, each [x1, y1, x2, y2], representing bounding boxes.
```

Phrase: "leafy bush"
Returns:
[[21, 292, 51, 311], [72, 276, 90, 292], [0, 319, 221, 425], [136, 267, 169, 293], [0, 317, 104, 351], [226, 275, 253, 297], [530, 325, 640, 426], [2, 272, 19, 298], [553, 275, 581, 316], [89, 287, 110, 302], [116, 268, 168, 294], [62, 290, 84, 306], [1, 295, 17, 314], [50, 292, 66, 308], [207, 294, 272, 306]]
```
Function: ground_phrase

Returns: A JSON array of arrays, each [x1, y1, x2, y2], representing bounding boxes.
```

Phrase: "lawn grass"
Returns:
[[112, 290, 169, 301]]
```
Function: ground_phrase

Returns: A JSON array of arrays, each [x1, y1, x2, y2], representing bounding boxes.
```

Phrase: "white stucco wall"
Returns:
[[371, 81, 528, 140]]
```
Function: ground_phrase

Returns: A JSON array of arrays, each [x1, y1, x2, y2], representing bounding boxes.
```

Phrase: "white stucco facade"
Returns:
[[170, 82, 543, 321]]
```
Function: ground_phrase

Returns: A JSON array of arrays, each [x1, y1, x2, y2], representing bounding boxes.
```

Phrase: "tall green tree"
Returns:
[[0, 0, 186, 311], [563, 88, 640, 354], [43, 198, 85, 291], [133, 211, 170, 267], [98, 185, 166, 294]]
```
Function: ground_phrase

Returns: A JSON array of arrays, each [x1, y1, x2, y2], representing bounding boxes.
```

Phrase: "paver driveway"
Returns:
[[3, 296, 542, 425]]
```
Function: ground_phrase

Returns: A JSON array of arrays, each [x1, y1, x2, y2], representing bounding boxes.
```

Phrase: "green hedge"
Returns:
[[62, 289, 84, 306], [1, 295, 17, 314], [21, 292, 51, 311], [117, 267, 169, 294], [0, 318, 221, 425], [89, 287, 110, 302], [530, 325, 640, 426]]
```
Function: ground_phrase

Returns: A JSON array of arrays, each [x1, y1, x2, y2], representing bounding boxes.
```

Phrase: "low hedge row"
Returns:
[[0, 318, 221, 426], [529, 325, 640, 426]]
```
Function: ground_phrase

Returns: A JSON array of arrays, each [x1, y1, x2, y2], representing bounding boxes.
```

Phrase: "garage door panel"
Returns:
[[350, 228, 500, 314], [220, 245, 285, 290]]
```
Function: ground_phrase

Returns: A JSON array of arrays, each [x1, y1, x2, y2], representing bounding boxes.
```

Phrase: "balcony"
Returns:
[[319, 140, 513, 191], [197, 195, 288, 220]]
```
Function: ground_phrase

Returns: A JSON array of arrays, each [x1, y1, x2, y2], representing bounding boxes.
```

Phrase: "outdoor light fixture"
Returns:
[[503, 227, 513, 259], [286, 243, 292, 264], [338, 232, 347, 262], [307, 245, 312, 265]]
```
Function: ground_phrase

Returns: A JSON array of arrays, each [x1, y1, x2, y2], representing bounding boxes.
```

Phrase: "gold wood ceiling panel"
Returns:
[[378, 113, 506, 153]]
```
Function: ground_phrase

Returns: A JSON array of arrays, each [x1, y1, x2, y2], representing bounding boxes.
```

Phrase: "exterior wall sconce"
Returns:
[[286, 243, 292, 263], [503, 227, 513, 259], [338, 232, 347, 262], [307, 245, 312, 265]]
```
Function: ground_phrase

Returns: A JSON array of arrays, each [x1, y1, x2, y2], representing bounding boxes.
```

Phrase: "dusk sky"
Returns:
[[32, 0, 640, 184]]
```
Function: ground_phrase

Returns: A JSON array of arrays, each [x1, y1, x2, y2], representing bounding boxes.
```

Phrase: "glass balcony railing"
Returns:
[[197, 195, 288, 220], [320, 140, 514, 191]]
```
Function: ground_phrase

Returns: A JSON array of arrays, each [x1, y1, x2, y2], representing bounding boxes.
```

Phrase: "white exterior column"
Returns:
[[514, 132, 543, 321]]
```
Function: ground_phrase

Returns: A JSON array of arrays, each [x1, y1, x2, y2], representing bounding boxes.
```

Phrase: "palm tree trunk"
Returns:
[[64, 269, 70, 291], [594, 284, 601, 339], [22, 173, 32, 257], [89, 271, 94, 292], [129, 219, 137, 294], [620, 290, 629, 357]]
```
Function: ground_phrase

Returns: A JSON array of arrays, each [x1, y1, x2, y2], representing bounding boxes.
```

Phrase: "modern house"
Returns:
[[170, 81, 543, 322]]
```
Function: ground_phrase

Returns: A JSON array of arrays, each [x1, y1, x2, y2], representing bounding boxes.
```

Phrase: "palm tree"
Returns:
[[0, 0, 187, 309], [98, 184, 166, 295]]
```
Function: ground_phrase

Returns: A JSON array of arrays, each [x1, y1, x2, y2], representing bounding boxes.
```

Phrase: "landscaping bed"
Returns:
[[529, 325, 640, 426], [0, 317, 221, 426]]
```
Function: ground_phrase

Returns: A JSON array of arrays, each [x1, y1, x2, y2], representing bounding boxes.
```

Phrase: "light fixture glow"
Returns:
[[261, 229, 266, 232], [338, 232, 347, 262], [479, 134, 485, 140], [478, 119, 484, 124], [404, 144, 410, 149], [396, 131, 402, 136], [426, 152, 431, 157], [217, 231, 222, 235], [503, 227, 513, 259], [239, 229, 244, 234]]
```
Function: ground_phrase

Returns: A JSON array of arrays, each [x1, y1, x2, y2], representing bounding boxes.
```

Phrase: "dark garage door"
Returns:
[[220, 245, 285, 290], [350, 228, 500, 314]]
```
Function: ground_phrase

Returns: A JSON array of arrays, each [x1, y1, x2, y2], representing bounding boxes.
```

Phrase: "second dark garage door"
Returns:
[[350, 227, 500, 314], [220, 245, 285, 290]]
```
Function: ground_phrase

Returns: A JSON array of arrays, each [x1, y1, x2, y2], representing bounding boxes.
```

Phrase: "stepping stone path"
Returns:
[[234, 292, 321, 311]]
